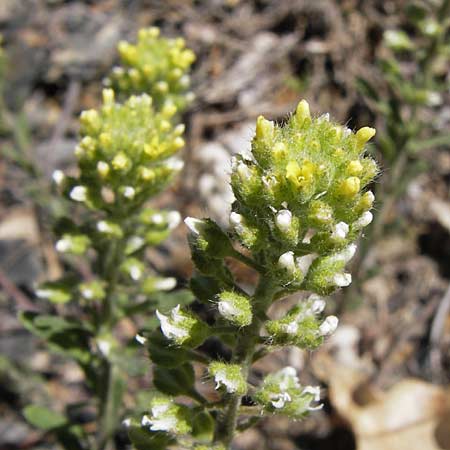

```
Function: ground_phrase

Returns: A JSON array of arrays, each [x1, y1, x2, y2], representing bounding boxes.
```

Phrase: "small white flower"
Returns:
[[278, 366, 300, 390], [319, 315, 339, 336], [271, 391, 292, 409], [333, 272, 352, 287], [55, 239, 71, 253], [70, 186, 87, 202], [129, 265, 142, 281], [343, 127, 352, 138], [276, 209, 292, 233], [309, 294, 326, 314], [98, 339, 111, 356], [333, 273, 352, 287], [151, 213, 164, 225], [166, 158, 184, 171], [283, 321, 299, 335], [331, 222, 349, 240], [278, 251, 296, 274], [122, 418, 131, 428], [141, 415, 152, 427], [302, 386, 323, 411], [97, 161, 109, 177], [123, 186, 135, 199], [237, 162, 252, 181], [127, 236, 144, 251], [184, 217, 204, 235], [218, 299, 241, 321], [81, 288, 94, 299], [296, 253, 317, 275], [97, 221, 112, 233], [426, 91, 442, 107], [355, 211, 373, 229], [167, 211, 181, 230], [229, 212, 245, 235], [333, 244, 357, 264], [52, 170, 65, 185], [36, 289, 52, 299], [135, 334, 147, 345], [156, 306, 189, 341], [150, 416, 178, 432], [213, 369, 240, 393], [154, 277, 177, 291]]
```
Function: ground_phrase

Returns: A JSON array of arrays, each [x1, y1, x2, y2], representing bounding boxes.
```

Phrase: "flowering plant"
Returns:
[[132, 100, 378, 449], [20, 28, 195, 450]]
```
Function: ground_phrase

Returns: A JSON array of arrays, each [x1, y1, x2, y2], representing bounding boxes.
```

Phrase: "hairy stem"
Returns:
[[214, 277, 276, 448], [96, 227, 127, 450]]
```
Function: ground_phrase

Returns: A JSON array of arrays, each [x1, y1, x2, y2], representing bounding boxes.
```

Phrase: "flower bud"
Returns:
[[340, 177, 360, 198], [79, 280, 105, 300], [319, 315, 339, 336], [278, 251, 295, 274], [142, 276, 177, 293], [295, 99, 310, 125], [156, 305, 209, 347], [70, 186, 88, 202], [121, 258, 144, 280], [275, 209, 292, 233], [52, 170, 65, 186], [354, 211, 373, 229], [331, 222, 349, 240], [55, 234, 90, 255], [255, 116, 275, 141], [355, 126, 376, 148], [142, 396, 191, 434], [97, 220, 123, 238], [96, 161, 110, 178]]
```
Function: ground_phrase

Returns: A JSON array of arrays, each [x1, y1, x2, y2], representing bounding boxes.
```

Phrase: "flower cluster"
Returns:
[[105, 27, 195, 111], [62, 89, 185, 212], [265, 294, 337, 349], [254, 367, 322, 418], [229, 100, 377, 294], [141, 396, 191, 435]]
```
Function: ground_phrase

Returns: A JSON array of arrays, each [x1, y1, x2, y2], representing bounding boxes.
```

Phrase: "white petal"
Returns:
[[276, 209, 292, 233], [278, 251, 295, 273], [184, 217, 204, 235], [319, 315, 339, 336]]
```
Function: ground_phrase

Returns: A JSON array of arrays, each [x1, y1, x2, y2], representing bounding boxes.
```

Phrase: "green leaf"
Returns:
[[147, 330, 190, 367], [23, 405, 67, 430], [150, 289, 195, 312], [356, 77, 379, 101], [192, 410, 215, 442], [19, 312, 92, 364], [153, 363, 195, 397], [190, 274, 221, 303]]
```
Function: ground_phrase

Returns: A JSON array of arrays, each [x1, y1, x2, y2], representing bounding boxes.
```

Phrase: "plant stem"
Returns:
[[96, 228, 127, 450], [214, 277, 276, 448]]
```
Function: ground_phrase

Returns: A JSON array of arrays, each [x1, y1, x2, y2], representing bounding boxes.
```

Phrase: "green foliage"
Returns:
[[349, 0, 450, 288]]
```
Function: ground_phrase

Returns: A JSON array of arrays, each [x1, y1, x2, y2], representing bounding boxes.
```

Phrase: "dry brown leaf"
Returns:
[[315, 355, 450, 450], [0, 207, 40, 245]]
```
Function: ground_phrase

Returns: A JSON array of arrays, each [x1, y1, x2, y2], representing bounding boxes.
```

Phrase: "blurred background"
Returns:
[[1, 0, 450, 449]]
